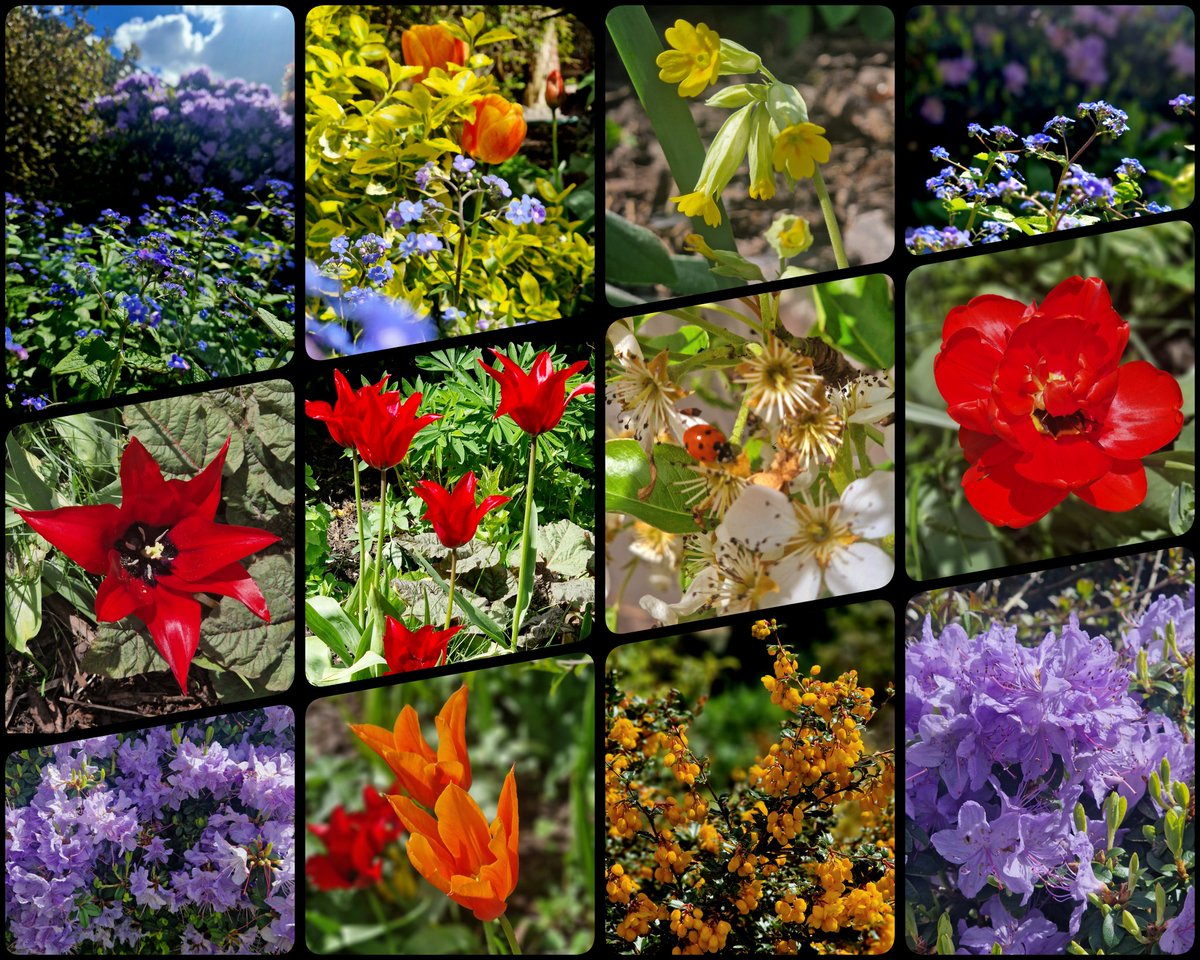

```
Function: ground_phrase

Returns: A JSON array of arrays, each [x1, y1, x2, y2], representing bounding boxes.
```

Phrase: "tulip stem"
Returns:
[[375, 471, 388, 596], [510, 435, 539, 649], [550, 105, 561, 191], [498, 915, 522, 955], [811, 166, 848, 270], [352, 451, 366, 624], [445, 548, 457, 630]]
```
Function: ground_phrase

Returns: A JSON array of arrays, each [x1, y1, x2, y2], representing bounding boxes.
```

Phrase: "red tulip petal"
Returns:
[[942, 294, 1027, 351], [143, 585, 202, 694], [16, 503, 121, 573], [935, 328, 1004, 432], [1074, 460, 1148, 512], [168, 516, 280, 580], [1094, 361, 1184, 459], [1010, 431, 1113, 489], [171, 436, 231, 522], [958, 428, 1003, 466], [95, 575, 151, 622], [162, 561, 272, 621], [565, 382, 596, 406], [119, 437, 171, 520], [1036, 277, 1127, 354], [962, 442, 1069, 528]]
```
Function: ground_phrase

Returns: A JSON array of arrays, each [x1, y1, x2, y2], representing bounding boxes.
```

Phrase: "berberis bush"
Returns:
[[4, 707, 295, 955], [606, 625, 895, 953], [905, 589, 1196, 954]]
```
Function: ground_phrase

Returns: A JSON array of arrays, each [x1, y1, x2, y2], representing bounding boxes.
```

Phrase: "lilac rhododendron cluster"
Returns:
[[5, 707, 295, 955], [906, 590, 1195, 954], [88, 68, 292, 198], [906, 96, 1193, 254]]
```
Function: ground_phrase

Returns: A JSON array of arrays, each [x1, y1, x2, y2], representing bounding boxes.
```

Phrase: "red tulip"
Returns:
[[935, 276, 1184, 527], [413, 473, 510, 549], [545, 69, 565, 109], [16, 437, 279, 693], [461, 94, 527, 164], [401, 23, 468, 83], [478, 349, 595, 436], [304, 368, 378, 450], [307, 784, 403, 891], [383, 615, 463, 673]]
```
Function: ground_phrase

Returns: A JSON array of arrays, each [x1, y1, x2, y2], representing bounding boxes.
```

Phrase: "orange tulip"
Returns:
[[349, 684, 471, 810], [461, 94, 527, 164], [389, 766, 519, 921], [545, 69, 565, 109], [401, 23, 468, 82]]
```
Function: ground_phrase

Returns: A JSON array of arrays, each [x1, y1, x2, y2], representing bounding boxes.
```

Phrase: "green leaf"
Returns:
[[537, 520, 593, 578], [811, 274, 894, 369], [1102, 910, 1120, 949], [256, 307, 293, 343], [50, 336, 117, 375], [304, 595, 359, 667], [406, 552, 507, 642], [604, 210, 677, 287], [604, 439, 695, 534], [475, 26, 518, 45], [6, 433, 57, 511], [1168, 481, 1194, 535], [5, 569, 41, 654]]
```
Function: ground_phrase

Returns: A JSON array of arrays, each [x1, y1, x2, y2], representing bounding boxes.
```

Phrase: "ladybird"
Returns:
[[684, 423, 733, 463]]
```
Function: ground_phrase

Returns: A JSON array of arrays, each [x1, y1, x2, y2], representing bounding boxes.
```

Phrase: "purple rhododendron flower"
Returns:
[[1161, 886, 1196, 954], [930, 801, 1028, 899], [957, 895, 1070, 954]]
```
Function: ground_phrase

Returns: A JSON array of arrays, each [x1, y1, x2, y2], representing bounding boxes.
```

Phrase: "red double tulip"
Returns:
[[478, 349, 595, 436], [383, 615, 464, 674], [388, 766, 519, 921], [935, 276, 1184, 527], [545, 69, 565, 109], [461, 94, 527, 164], [401, 23, 468, 83], [16, 437, 279, 693], [307, 784, 403, 891], [351, 684, 472, 810], [306, 369, 442, 470], [413, 472, 510, 549]]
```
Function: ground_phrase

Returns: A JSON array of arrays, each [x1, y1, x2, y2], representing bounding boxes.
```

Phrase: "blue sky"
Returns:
[[82, 5, 294, 92]]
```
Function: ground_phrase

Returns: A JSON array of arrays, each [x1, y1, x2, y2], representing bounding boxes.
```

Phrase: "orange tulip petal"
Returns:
[[393, 704, 436, 760], [448, 875, 508, 921], [349, 723, 394, 761], [435, 783, 493, 872], [405, 832, 455, 895], [435, 685, 471, 789]]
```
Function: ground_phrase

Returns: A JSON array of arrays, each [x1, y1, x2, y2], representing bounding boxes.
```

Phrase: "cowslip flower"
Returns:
[[388, 766, 518, 921], [656, 19, 721, 98], [350, 685, 471, 810], [306, 785, 402, 890], [670, 103, 754, 227], [461, 94, 526, 164], [479, 349, 594, 436], [382, 615, 464, 673], [772, 121, 832, 179], [413, 472, 510, 549], [16, 436, 279, 693], [401, 23, 468, 82], [935, 276, 1184, 527]]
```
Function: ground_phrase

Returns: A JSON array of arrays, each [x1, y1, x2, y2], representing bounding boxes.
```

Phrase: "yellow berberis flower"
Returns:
[[772, 122, 832, 180], [656, 19, 721, 97]]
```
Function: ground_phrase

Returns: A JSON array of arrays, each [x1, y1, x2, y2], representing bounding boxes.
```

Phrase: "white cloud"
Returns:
[[112, 5, 293, 90]]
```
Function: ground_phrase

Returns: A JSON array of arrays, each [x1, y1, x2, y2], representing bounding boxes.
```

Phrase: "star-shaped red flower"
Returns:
[[383, 615, 464, 674], [16, 436, 280, 693], [413, 472, 510, 549], [478, 349, 594, 436]]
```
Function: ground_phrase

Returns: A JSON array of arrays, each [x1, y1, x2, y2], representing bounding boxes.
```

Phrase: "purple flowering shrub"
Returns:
[[4, 706, 295, 955], [906, 97, 1194, 254], [87, 68, 294, 203], [905, 577, 1195, 954], [5, 183, 294, 410]]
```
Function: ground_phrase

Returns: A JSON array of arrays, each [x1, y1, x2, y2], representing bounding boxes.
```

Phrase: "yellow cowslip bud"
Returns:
[[766, 82, 809, 129], [747, 103, 777, 200], [705, 82, 767, 109], [670, 102, 754, 227]]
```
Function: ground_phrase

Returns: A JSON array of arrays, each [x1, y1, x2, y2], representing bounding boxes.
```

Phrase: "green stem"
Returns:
[[375, 470, 388, 595], [550, 106, 561, 190], [352, 451, 366, 624], [511, 435, 539, 649], [101, 316, 131, 398], [445, 548, 457, 629], [811, 167, 848, 269], [498, 915, 522, 955]]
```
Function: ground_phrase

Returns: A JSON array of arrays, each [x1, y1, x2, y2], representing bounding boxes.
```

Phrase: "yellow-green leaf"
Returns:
[[345, 64, 389, 92], [306, 45, 341, 74], [309, 94, 344, 120], [475, 27, 519, 45]]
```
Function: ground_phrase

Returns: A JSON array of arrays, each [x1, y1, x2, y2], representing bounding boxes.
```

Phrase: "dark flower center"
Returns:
[[114, 521, 177, 585], [1033, 407, 1093, 438]]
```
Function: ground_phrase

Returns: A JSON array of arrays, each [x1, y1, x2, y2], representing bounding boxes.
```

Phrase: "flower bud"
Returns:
[[747, 102, 777, 200], [545, 69, 565, 109], [1073, 802, 1088, 834], [705, 82, 768, 109], [1067, 941, 1088, 955], [766, 213, 813, 259], [718, 38, 763, 75], [1127, 852, 1139, 889], [1155, 882, 1166, 924], [1120, 910, 1141, 937], [1150, 771, 1165, 808], [1171, 780, 1189, 810], [766, 82, 809, 129], [1159, 756, 1171, 787]]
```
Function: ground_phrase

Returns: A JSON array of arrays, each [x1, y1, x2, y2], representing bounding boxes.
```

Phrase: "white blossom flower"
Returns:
[[606, 321, 687, 453], [735, 336, 824, 423]]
